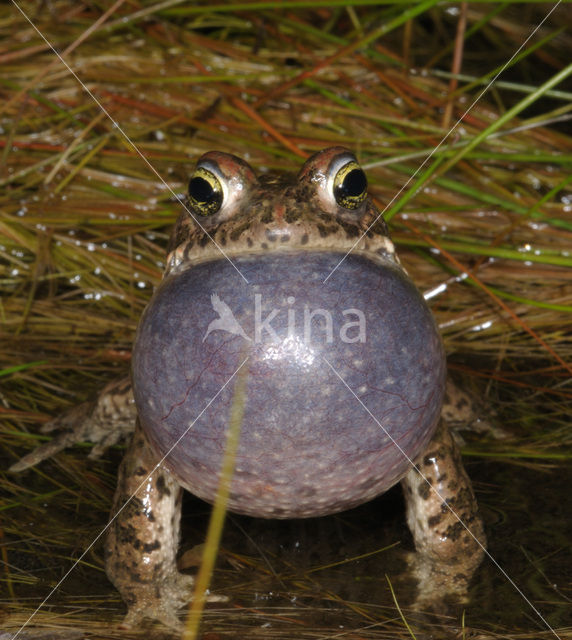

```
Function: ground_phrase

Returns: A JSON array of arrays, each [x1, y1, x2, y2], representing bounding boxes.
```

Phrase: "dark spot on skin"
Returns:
[[261, 242, 268, 250], [280, 234, 289, 243], [337, 219, 361, 237], [260, 210, 273, 224], [446, 479, 460, 493], [134, 466, 147, 477], [247, 237, 253, 247], [417, 483, 431, 500], [167, 216, 191, 253], [127, 566, 144, 582], [265, 229, 277, 242], [366, 214, 389, 236], [447, 486, 473, 510], [117, 523, 139, 546], [284, 201, 302, 223], [437, 473, 448, 483], [443, 521, 465, 542], [316, 223, 330, 238], [428, 514, 442, 527], [300, 233, 308, 245], [122, 497, 145, 521], [229, 221, 251, 241], [136, 539, 161, 553], [155, 475, 171, 498], [199, 234, 209, 247]]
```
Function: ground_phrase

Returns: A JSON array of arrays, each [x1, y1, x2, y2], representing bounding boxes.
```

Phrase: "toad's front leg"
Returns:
[[106, 422, 224, 630], [401, 421, 486, 606]]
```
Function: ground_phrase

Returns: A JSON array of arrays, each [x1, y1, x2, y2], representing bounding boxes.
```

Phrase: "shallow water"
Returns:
[[3, 446, 571, 639], [209, 458, 571, 637]]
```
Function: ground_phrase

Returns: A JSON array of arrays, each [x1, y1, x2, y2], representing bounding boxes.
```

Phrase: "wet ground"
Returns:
[[4, 449, 570, 639], [210, 458, 572, 637]]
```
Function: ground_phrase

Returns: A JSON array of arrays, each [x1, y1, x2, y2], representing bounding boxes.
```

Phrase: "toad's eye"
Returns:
[[333, 161, 367, 210], [188, 167, 223, 216]]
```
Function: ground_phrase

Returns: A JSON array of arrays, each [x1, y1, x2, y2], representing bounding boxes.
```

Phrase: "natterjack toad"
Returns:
[[13, 148, 486, 629]]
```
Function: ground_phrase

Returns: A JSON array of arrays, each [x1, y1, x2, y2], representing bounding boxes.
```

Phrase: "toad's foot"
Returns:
[[10, 377, 135, 472], [118, 571, 226, 630], [405, 551, 475, 612]]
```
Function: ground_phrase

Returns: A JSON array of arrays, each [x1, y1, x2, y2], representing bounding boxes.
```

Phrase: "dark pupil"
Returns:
[[341, 168, 367, 197], [189, 176, 216, 204]]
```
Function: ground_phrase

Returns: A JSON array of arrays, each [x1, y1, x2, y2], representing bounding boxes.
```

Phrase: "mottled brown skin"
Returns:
[[104, 422, 225, 629], [13, 148, 486, 629], [404, 422, 486, 608]]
